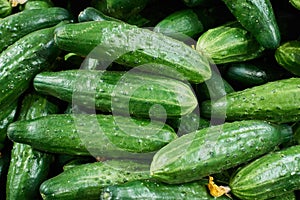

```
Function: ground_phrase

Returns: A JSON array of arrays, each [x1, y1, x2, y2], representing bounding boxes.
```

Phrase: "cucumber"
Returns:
[[39, 160, 150, 200], [0, 7, 71, 52], [229, 145, 300, 200], [0, 0, 12, 18], [221, 0, 281, 49], [20, 0, 54, 10], [275, 40, 300, 76], [0, 100, 18, 151], [6, 92, 60, 200], [290, 0, 300, 10], [62, 157, 96, 171], [0, 25, 63, 111], [196, 21, 265, 64], [201, 77, 300, 123], [153, 9, 203, 40], [54, 21, 212, 84], [78, 7, 122, 22], [100, 179, 229, 200], [33, 69, 198, 118], [150, 120, 292, 184], [269, 192, 296, 200], [7, 114, 177, 157]]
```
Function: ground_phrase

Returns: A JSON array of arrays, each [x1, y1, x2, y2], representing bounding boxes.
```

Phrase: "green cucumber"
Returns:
[[100, 179, 229, 200], [0, 0, 12, 18], [150, 120, 292, 184], [62, 157, 96, 171], [6, 92, 60, 200], [7, 114, 177, 157], [269, 192, 296, 200], [0, 25, 62, 111], [229, 145, 300, 200], [20, 0, 54, 10], [39, 160, 150, 200], [54, 21, 211, 84], [221, 0, 281, 49], [153, 9, 203, 40], [33, 69, 198, 118], [78, 7, 122, 22], [0, 7, 71, 52], [201, 77, 300, 123], [0, 100, 17, 151], [275, 40, 300, 76], [290, 0, 300, 10], [196, 21, 265, 64]]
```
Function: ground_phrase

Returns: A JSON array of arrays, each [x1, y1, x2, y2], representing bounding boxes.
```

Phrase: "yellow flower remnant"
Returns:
[[9, 0, 27, 7], [207, 176, 232, 199]]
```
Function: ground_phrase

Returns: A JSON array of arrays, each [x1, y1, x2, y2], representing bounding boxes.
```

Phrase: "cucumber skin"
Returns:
[[0, 0, 12, 18], [229, 145, 300, 200], [54, 21, 211, 84], [0, 25, 61, 111], [0, 7, 71, 52], [100, 179, 229, 200], [150, 120, 292, 184], [6, 93, 60, 200], [78, 7, 122, 22], [39, 160, 150, 200], [221, 0, 280, 49], [275, 40, 300, 76], [201, 77, 300, 123], [33, 70, 198, 118], [7, 114, 177, 156], [196, 21, 265, 64]]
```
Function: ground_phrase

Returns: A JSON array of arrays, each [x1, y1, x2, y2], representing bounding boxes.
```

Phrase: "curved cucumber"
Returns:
[[221, 0, 280, 49], [201, 77, 300, 123], [33, 70, 198, 118], [40, 160, 150, 200], [229, 145, 300, 200], [150, 120, 292, 184], [54, 21, 211, 84]]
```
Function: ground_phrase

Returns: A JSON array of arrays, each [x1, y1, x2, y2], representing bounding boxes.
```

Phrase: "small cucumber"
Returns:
[[290, 0, 300, 10], [275, 40, 300, 76], [201, 77, 300, 123], [0, 7, 71, 52], [100, 179, 229, 200], [150, 120, 292, 184], [7, 114, 177, 157], [229, 145, 300, 200], [0, 0, 12, 18], [78, 7, 122, 22], [33, 69, 198, 118], [196, 21, 265, 64], [39, 160, 150, 200], [153, 9, 203, 40], [54, 21, 211, 84], [221, 0, 281, 49]]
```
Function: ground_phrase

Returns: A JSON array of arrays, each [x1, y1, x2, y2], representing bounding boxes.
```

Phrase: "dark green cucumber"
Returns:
[[150, 120, 292, 184], [0, 0, 12, 18], [0, 100, 17, 150], [100, 179, 229, 200], [7, 114, 177, 157], [196, 21, 265, 64], [54, 21, 211, 84], [229, 145, 300, 200], [33, 70, 198, 118], [221, 0, 281, 49], [6, 92, 60, 200], [275, 40, 300, 76], [201, 77, 300, 123], [0, 25, 62, 111], [20, 0, 54, 10], [40, 160, 150, 200], [0, 7, 71, 52], [78, 7, 122, 22], [153, 9, 203, 40]]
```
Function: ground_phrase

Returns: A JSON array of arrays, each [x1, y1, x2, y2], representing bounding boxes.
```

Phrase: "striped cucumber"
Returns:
[[150, 120, 292, 184], [54, 21, 211, 84], [229, 145, 300, 200], [0, 0, 12, 18]]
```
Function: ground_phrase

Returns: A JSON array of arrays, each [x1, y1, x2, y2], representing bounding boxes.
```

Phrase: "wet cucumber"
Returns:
[[54, 21, 211, 84], [150, 120, 292, 184], [201, 77, 300, 123], [0, 7, 71, 52], [7, 114, 177, 157], [33, 69, 198, 118], [229, 145, 300, 200], [39, 160, 150, 200], [100, 179, 229, 200], [6, 93, 60, 200], [221, 0, 280, 49]]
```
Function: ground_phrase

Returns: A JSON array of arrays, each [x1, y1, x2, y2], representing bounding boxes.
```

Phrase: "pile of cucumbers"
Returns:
[[1, 0, 300, 199]]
